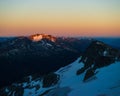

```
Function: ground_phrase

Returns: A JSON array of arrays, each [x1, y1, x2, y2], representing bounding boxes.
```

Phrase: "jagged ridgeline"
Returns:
[[0, 40, 120, 96], [0, 34, 92, 88]]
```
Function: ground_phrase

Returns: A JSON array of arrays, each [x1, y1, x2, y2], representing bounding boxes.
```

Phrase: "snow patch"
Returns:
[[103, 50, 108, 56], [5, 88, 9, 93], [32, 35, 43, 42]]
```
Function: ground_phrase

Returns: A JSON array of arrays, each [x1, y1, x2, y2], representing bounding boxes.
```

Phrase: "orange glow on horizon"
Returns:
[[0, 0, 120, 37]]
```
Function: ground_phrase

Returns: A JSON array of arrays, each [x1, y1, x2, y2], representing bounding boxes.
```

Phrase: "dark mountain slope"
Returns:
[[0, 34, 92, 88]]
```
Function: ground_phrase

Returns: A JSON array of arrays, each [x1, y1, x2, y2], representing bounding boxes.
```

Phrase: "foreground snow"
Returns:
[[23, 58, 120, 96], [55, 58, 120, 96], [1, 58, 120, 96]]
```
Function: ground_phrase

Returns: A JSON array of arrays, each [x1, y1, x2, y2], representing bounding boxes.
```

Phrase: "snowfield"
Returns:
[[21, 58, 120, 96], [55, 58, 120, 96]]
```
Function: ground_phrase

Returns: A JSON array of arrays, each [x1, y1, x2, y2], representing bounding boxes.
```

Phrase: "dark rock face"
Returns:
[[76, 67, 86, 75], [77, 41, 120, 81], [94, 56, 115, 68], [83, 68, 95, 81], [42, 73, 60, 88]]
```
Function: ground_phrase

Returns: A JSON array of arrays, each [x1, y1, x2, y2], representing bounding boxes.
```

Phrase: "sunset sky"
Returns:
[[0, 0, 120, 37]]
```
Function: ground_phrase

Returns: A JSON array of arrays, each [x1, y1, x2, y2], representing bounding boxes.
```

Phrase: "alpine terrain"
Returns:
[[0, 39, 120, 96], [0, 34, 92, 88]]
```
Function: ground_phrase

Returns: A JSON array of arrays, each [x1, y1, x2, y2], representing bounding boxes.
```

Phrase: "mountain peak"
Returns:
[[29, 34, 56, 42], [77, 40, 120, 80], [80, 40, 120, 65]]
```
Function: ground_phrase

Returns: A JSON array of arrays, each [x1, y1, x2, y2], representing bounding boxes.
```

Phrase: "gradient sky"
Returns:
[[0, 0, 120, 37]]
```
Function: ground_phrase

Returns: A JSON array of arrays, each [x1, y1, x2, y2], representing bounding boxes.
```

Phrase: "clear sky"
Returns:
[[0, 0, 120, 37]]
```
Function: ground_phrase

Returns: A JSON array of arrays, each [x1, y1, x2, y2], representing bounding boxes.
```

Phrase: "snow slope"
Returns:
[[57, 58, 120, 96]]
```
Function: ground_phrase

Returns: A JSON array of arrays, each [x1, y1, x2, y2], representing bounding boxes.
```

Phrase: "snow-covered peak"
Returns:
[[31, 34, 43, 42], [29, 34, 56, 42]]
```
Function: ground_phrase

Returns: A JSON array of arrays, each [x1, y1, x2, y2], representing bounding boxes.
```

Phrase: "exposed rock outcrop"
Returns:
[[42, 73, 60, 88]]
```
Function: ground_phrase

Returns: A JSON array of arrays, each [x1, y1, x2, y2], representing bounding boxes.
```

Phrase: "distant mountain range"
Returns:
[[0, 34, 92, 88], [0, 39, 120, 96]]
